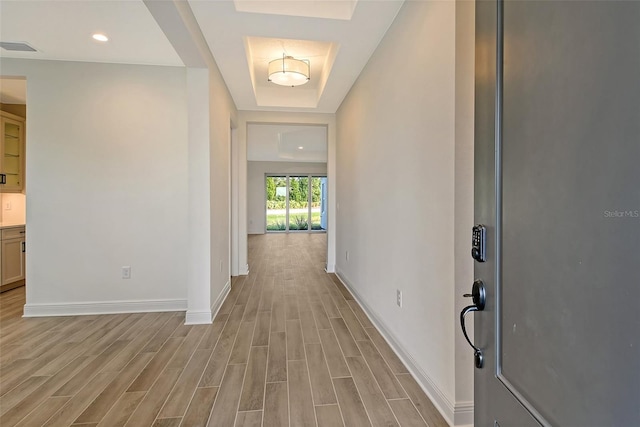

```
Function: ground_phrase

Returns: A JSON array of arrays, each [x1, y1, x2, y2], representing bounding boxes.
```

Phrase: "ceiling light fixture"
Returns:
[[268, 54, 310, 87], [298, 146, 304, 150], [92, 33, 109, 42]]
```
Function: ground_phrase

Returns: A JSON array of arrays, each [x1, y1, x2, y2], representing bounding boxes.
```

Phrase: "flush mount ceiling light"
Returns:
[[92, 33, 109, 42], [268, 54, 310, 87]]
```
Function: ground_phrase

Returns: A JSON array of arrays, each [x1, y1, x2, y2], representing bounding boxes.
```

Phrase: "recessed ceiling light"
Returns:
[[92, 33, 109, 42], [298, 146, 304, 150]]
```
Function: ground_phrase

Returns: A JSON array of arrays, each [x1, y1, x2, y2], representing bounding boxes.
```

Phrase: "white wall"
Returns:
[[145, 0, 239, 324], [1, 58, 189, 314], [335, 1, 474, 425], [247, 161, 327, 234], [207, 60, 237, 316], [235, 111, 337, 273]]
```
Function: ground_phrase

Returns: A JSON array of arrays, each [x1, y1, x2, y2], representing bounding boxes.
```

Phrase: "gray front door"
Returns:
[[472, 1, 640, 425]]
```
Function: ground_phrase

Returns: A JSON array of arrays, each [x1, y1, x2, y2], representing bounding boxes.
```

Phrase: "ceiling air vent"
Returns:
[[0, 42, 37, 52]]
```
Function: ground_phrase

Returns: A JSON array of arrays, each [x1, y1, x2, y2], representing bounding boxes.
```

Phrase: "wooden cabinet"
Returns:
[[0, 226, 26, 292], [0, 111, 25, 193]]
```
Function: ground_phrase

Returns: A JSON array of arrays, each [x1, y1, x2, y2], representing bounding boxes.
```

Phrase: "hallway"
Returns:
[[0, 233, 447, 426]]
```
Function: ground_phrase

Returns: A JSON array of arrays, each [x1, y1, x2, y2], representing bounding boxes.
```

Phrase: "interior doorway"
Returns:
[[266, 174, 327, 233]]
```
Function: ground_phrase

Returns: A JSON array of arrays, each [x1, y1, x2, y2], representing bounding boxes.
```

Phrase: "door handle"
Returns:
[[460, 279, 486, 368]]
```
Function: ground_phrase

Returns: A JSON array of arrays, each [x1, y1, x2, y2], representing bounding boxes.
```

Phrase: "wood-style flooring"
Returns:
[[0, 233, 448, 426]]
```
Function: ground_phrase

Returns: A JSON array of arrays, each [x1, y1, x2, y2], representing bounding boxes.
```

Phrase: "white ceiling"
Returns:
[[0, 0, 182, 66], [189, 0, 403, 112], [248, 124, 327, 163], [0, 0, 404, 113]]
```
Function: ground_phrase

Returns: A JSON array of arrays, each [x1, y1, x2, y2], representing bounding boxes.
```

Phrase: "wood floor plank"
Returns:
[[346, 356, 398, 427], [235, 410, 262, 427], [124, 368, 182, 426], [13, 396, 70, 427], [42, 372, 115, 426], [141, 315, 184, 353], [324, 282, 350, 310], [180, 387, 218, 427], [333, 377, 372, 427], [329, 274, 355, 301], [252, 311, 271, 347], [339, 308, 369, 341], [356, 340, 406, 400], [286, 320, 305, 361], [153, 417, 181, 426], [118, 312, 166, 341], [315, 404, 345, 427], [320, 294, 341, 318], [199, 305, 244, 387], [310, 300, 332, 330], [388, 399, 428, 427], [95, 391, 146, 427], [270, 295, 286, 333], [85, 314, 143, 356], [229, 321, 256, 365], [75, 352, 154, 424], [318, 329, 351, 378], [238, 346, 268, 411], [347, 300, 375, 329], [206, 364, 246, 427], [285, 295, 300, 320], [54, 339, 130, 397], [100, 317, 172, 373], [364, 327, 410, 375], [235, 280, 255, 306], [266, 332, 287, 383], [306, 343, 337, 405], [158, 349, 211, 418], [330, 317, 361, 357], [288, 360, 316, 427], [0, 355, 93, 427], [0, 375, 49, 416], [263, 382, 288, 427], [300, 303, 321, 344], [396, 374, 449, 427], [242, 283, 261, 323], [127, 337, 183, 392], [257, 277, 274, 312], [198, 313, 228, 350], [165, 325, 208, 370]]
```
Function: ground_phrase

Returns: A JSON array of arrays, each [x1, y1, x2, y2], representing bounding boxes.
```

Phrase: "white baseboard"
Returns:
[[211, 279, 231, 319], [185, 279, 231, 325], [240, 264, 249, 276], [325, 263, 336, 273], [23, 298, 187, 318], [185, 310, 211, 325], [335, 269, 474, 427]]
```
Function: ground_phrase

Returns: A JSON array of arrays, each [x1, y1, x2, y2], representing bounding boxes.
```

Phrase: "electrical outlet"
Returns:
[[396, 289, 402, 308], [122, 266, 131, 279], [346, 251, 350, 262], [4, 201, 11, 210]]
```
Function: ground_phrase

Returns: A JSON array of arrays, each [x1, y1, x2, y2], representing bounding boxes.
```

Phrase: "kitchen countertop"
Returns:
[[0, 222, 25, 229]]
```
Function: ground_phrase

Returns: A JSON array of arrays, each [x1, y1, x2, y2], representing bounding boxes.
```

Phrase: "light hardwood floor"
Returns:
[[0, 233, 448, 426]]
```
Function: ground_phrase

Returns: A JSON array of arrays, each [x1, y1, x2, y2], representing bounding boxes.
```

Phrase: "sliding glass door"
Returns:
[[288, 176, 309, 231], [266, 174, 326, 233]]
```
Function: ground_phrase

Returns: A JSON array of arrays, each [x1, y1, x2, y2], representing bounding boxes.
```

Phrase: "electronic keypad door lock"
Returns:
[[471, 225, 487, 262], [460, 280, 486, 368]]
